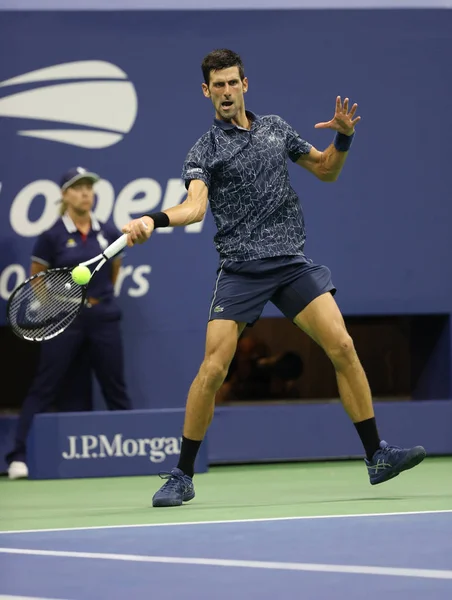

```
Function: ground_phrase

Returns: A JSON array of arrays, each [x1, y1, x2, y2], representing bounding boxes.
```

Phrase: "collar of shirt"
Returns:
[[213, 110, 259, 132], [62, 212, 101, 233]]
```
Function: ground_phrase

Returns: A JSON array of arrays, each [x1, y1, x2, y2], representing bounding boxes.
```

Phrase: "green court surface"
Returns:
[[1, 457, 451, 532]]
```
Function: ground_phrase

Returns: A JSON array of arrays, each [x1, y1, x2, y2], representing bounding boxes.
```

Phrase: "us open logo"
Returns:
[[0, 60, 138, 148]]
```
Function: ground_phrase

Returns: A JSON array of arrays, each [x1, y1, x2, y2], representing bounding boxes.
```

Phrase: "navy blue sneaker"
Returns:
[[152, 468, 195, 507], [366, 440, 426, 485]]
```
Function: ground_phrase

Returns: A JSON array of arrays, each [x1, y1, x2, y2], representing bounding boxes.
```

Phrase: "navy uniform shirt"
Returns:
[[32, 213, 122, 311], [182, 111, 312, 262]]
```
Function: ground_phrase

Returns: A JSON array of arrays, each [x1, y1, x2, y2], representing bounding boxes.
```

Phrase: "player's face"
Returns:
[[63, 179, 95, 215], [202, 66, 248, 121]]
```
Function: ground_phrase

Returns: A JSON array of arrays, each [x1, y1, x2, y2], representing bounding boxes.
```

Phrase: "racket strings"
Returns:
[[8, 270, 84, 340]]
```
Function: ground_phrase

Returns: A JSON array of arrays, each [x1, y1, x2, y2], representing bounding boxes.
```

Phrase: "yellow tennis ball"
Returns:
[[71, 265, 91, 286]]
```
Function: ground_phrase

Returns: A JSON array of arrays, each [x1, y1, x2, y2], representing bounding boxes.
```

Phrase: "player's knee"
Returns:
[[201, 358, 229, 389], [325, 333, 356, 368]]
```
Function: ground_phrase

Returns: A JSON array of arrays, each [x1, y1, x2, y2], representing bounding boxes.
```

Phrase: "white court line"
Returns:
[[0, 547, 451, 581], [0, 509, 451, 536]]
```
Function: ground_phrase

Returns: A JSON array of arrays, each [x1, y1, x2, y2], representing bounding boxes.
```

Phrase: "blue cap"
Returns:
[[60, 167, 100, 191]]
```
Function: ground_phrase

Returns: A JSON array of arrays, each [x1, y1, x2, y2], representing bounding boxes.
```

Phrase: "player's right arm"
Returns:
[[121, 179, 208, 247], [162, 179, 208, 226], [123, 135, 211, 247]]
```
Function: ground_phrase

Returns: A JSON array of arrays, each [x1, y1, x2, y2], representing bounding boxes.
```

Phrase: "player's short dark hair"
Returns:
[[201, 49, 245, 85]]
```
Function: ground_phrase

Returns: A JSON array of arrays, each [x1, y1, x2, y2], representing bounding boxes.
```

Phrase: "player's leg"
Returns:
[[295, 292, 374, 423], [178, 318, 246, 466], [293, 291, 376, 423], [153, 259, 277, 507], [6, 326, 84, 479], [272, 259, 426, 484], [293, 293, 425, 483], [178, 259, 278, 476], [152, 319, 245, 507]]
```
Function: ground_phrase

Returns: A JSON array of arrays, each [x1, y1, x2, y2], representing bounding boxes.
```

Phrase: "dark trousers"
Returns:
[[6, 314, 130, 464], [56, 343, 93, 413]]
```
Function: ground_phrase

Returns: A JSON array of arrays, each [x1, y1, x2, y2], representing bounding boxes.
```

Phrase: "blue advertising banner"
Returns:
[[0, 9, 451, 414], [26, 409, 208, 479], [1, 400, 450, 478], [208, 401, 452, 463]]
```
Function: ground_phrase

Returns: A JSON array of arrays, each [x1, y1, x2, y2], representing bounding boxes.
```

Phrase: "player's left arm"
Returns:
[[296, 96, 360, 182]]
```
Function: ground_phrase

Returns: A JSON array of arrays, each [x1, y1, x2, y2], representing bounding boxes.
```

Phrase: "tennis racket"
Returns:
[[7, 233, 128, 343]]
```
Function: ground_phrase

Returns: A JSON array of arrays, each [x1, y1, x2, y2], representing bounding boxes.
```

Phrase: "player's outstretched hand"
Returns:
[[314, 96, 361, 136], [122, 216, 154, 247]]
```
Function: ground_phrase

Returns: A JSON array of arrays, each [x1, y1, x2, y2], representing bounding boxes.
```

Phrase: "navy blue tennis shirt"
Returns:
[[32, 213, 121, 302], [182, 111, 312, 262]]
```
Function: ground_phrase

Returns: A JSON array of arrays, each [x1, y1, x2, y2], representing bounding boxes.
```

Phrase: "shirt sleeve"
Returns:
[[278, 117, 312, 163], [31, 231, 55, 267], [181, 137, 212, 190]]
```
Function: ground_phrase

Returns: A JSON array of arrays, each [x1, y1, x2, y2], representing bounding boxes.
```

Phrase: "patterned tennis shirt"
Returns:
[[182, 110, 312, 261]]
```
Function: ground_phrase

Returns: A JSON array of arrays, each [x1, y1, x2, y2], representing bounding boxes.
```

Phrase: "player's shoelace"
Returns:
[[157, 471, 187, 491], [377, 441, 401, 456], [371, 442, 407, 468]]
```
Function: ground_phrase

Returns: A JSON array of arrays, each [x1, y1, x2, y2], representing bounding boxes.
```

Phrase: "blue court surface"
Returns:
[[0, 510, 451, 600]]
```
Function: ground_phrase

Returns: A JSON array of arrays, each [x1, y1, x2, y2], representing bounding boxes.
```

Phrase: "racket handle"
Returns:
[[103, 234, 128, 259]]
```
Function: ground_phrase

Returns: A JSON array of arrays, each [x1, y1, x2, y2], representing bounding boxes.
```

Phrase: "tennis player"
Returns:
[[122, 49, 426, 506]]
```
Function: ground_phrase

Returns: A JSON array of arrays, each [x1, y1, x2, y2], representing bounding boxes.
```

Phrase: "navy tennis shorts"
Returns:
[[208, 255, 336, 325]]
